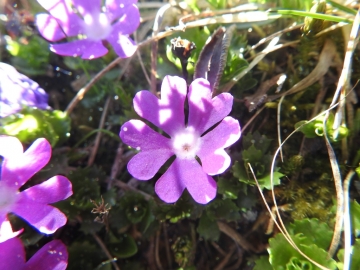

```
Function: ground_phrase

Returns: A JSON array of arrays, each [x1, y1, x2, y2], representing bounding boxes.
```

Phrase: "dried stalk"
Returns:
[[87, 96, 111, 166], [92, 232, 120, 270]]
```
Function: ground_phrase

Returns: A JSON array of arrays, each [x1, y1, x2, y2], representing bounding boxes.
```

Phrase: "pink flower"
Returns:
[[0, 136, 72, 235], [120, 76, 241, 204], [35, 0, 140, 59], [0, 237, 68, 270]]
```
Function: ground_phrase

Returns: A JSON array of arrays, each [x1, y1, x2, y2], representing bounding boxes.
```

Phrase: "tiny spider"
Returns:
[[90, 196, 111, 230]]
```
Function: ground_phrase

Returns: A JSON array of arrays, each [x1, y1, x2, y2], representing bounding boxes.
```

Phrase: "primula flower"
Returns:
[[120, 76, 241, 204], [0, 237, 68, 270], [0, 136, 73, 235], [35, 0, 140, 59], [0, 62, 49, 118]]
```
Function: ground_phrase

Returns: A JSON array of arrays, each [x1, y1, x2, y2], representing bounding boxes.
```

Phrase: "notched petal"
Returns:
[[187, 79, 234, 134], [198, 116, 240, 175]]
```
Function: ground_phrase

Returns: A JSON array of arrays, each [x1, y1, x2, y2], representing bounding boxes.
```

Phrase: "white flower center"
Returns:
[[171, 127, 201, 159], [0, 181, 18, 213], [83, 12, 112, 41]]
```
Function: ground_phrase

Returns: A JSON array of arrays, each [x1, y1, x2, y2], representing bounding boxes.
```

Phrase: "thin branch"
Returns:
[[217, 221, 255, 252], [162, 222, 172, 269], [107, 143, 124, 190], [87, 96, 111, 166], [111, 179, 152, 200], [92, 232, 120, 270], [155, 229, 164, 270]]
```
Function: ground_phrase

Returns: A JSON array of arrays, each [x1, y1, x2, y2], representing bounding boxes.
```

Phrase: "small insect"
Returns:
[[170, 37, 196, 60], [90, 196, 111, 230], [170, 37, 196, 82]]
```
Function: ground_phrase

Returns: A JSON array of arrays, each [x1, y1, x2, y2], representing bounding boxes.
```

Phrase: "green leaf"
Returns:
[[197, 213, 220, 241], [257, 169, 284, 190], [254, 255, 272, 270], [119, 193, 149, 224], [68, 242, 105, 270], [295, 113, 349, 142], [242, 144, 263, 164], [287, 218, 332, 250], [268, 233, 337, 270], [217, 177, 241, 199], [0, 108, 70, 146], [242, 131, 272, 153], [337, 239, 360, 270], [350, 200, 360, 236], [109, 234, 138, 259], [7, 36, 50, 75], [206, 199, 240, 221]]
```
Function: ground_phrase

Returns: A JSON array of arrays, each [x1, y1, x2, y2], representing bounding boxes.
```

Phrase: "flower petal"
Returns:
[[106, 33, 137, 58], [20, 175, 73, 204], [108, 3, 140, 34], [12, 201, 67, 234], [25, 240, 68, 270], [73, 0, 101, 16], [0, 237, 25, 269], [0, 219, 23, 243], [2, 138, 51, 188], [37, 0, 84, 37], [50, 39, 108, 59], [0, 136, 23, 160], [187, 78, 233, 134], [198, 117, 240, 175], [120, 120, 173, 179], [155, 158, 217, 204], [133, 76, 187, 137], [36, 14, 66, 41]]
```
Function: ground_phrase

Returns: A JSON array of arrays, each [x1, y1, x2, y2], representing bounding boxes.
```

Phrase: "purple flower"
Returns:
[[0, 136, 73, 235], [120, 76, 241, 204], [0, 238, 68, 270], [0, 62, 49, 118], [35, 0, 140, 59]]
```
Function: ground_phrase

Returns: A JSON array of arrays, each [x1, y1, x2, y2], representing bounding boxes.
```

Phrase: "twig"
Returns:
[[134, 32, 151, 86], [217, 221, 255, 252], [214, 244, 235, 270], [241, 106, 265, 134], [211, 241, 226, 257], [111, 179, 152, 200], [151, 4, 171, 95], [107, 144, 124, 190], [155, 229, 164, 270], [87, 96, 111, 166], [92, 232, 120, 270], [277, 95, 285, 162], [162, 222, 172, 269]]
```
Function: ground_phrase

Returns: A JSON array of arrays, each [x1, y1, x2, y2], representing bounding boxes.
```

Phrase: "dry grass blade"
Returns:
[[323, 134, 343, 258], [343, 170, 356, 270], [267, 38, 337, 102], [324, 8, 360, 259]]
